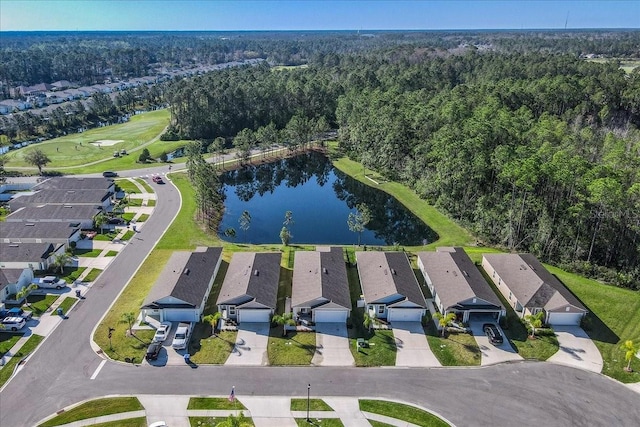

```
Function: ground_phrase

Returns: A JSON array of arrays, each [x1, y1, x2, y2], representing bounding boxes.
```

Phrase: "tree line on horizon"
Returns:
[[165, 43, 640, 290]]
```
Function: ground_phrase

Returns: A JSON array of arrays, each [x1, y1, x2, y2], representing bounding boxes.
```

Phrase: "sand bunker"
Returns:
[[91, 139, 124, 146]]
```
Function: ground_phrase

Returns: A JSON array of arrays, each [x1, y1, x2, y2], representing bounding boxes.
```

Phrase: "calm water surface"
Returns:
[[218, 152, 437, 245]]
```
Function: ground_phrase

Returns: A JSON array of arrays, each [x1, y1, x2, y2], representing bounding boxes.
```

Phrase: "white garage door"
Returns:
[[388, 308, 424, 322], [314, 310, 348, 323], [238, 309, 271, 323], [547, 312, 583, 326], [163, 308, 198, 323]]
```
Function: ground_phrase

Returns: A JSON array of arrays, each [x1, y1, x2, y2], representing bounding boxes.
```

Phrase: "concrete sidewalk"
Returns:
[[37, 395, 438, 427]]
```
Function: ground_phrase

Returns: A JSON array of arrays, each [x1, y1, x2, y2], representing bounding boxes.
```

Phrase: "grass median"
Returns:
[[0, 334, 44, 388], [38, 397, 143, 427], [359, 399, 450, 427]]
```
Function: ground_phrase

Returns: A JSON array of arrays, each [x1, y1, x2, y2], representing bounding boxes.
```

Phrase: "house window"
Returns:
[[378, 305, 385, 314], [492, 271, 495, 278], [229, 307, 236, 315], [368, 305, 374, 312], [301, 307, 309, 314], [508, 291, 512, 300]]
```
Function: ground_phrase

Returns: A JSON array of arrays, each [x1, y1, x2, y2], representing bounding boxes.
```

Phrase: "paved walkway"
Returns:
[[36, 395, 436, 427], [547, 326, 603, 373], [312, 323, 355, 366], [469, 320, 523, 366], [392, 322, 442, 367], [224, 323, 270, 366]]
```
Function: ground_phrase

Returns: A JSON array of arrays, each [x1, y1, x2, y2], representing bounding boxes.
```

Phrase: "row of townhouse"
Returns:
[[0, 177, 117, 308], [139, 245, 586, 330]]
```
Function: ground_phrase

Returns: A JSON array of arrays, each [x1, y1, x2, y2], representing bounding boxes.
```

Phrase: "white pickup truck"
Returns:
[[32, 276, 67, 290]]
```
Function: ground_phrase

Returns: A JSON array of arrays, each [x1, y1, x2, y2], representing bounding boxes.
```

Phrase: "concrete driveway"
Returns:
[[311, 323, 354, 366], [548, 326, 603, 373], [469, 320, 523, 366], [392, 322, 441, 367], [224, 323, 270, 366]]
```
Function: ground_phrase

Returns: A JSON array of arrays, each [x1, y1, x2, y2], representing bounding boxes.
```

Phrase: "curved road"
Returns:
[[1, 171, 639, 427]]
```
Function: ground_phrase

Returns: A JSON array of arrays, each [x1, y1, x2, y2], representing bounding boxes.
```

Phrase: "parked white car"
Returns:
[[171, 322, 191, 350], [153, 322, 172, 342], [33, 276, 67, 290], [2, 317, 26, 331]]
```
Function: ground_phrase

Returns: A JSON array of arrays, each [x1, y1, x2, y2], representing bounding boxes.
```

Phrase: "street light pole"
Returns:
[[307, 383, 311, 422]]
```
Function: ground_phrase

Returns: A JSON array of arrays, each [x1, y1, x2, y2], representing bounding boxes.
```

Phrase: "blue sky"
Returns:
[[1, 1, 638, 31]]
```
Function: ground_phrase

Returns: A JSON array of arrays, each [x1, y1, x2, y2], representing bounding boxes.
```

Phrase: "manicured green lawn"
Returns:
[[115, 179, 141, 194], [75, 248, 102, 257], [189, 327, 237, 364], [146, 198, 156, 207], [59, 266, 87, 283], [105, 250, 118, 257], [359, 400, 450, 427], [189, 416, 253, 427], [295, 419, 343, 426], [24, 294, 59, 316], [368, 421, 395, 427], [332, 153, 473, 249], [122, 213, 136, 222], [88, 418, 147, 427], [137, 213, 150, 222], [38, 397, 143, 427], [94, 232, 118, 241], [126, 198, 144, 207], [187, 397, 247, 410], [291, 399, 333, 411], [350, 330, 397, 367], [268, 330, 317, 365], [5, 110, 170, 169], [53, 297, 77, 316], [121, 230, 135, 241], [84, 268, 103, 282], [135, 178, 154, 193], [0, 334, 44, 388], [0, 333, 22, 356], [549, 266, 640, 383], [425, 329, 481, 366]]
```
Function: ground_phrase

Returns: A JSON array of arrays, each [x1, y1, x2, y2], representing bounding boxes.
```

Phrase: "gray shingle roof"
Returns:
[[216, 252, 281, 309], [9, 189, 110, 209], [418, 248, 503, 311], [142, 247, 222, 308], [34, 177, 115, 191], [0, 242, 57, 262], [483, 253, 586, 312], [6, 204, 102, 222], [1, 221, 79, 240], [356, 251, 425, 307], [291, 247, 351, 309]]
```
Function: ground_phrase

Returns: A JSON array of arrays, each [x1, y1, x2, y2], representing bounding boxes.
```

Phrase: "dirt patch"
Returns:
[[91, 139, 124, 146]]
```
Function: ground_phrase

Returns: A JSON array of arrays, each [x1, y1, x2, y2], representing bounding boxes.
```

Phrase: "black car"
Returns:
[[102, 171, 118, 178], [145, 341, 163, 361], [483, 323, 504, 345], [107, 217, 125, 225]]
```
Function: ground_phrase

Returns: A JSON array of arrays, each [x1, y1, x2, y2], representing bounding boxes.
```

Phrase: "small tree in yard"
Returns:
[[525, 311, 545, 338], [16, 283, 38, 303], [203, 312, 222, 336], [272, 312, 295, 336], [621, 340, 638, 372], [363, 312, 378, 332], [279, 226, 292, 246], [24, 148, 51, 175], [433, 312, 456, 337], [52, 252, 71, 274], [138, 148, 152, 163], [121, 311, 137, 336]]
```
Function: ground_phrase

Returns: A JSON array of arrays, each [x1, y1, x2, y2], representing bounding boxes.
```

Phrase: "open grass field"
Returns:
[[359, 400, 449, 427], [5, 110, 170, 168], [189, 328, 237, 364], [38, 397, 143, 427], [586, 57, 640, 73], [425, 329, 481, 366]]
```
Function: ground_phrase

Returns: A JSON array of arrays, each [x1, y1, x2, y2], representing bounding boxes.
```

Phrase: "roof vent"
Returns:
[[254, 270, 259, 276], [26, 223, 35, 226], [528, 264, 536, 271], [183, 268, 190, 275], [323, 268, 328, 274], [462, 270, 469, 277], [452, 271, 458, 277], [391, 268, 396, 275]]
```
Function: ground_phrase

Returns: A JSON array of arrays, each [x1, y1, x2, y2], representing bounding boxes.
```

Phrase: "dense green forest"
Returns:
[[162, 36, 640, 290], [1, 30, 639, 289]]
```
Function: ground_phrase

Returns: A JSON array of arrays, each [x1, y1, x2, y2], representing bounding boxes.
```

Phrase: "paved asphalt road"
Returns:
[[1, 169, 640, 427]]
